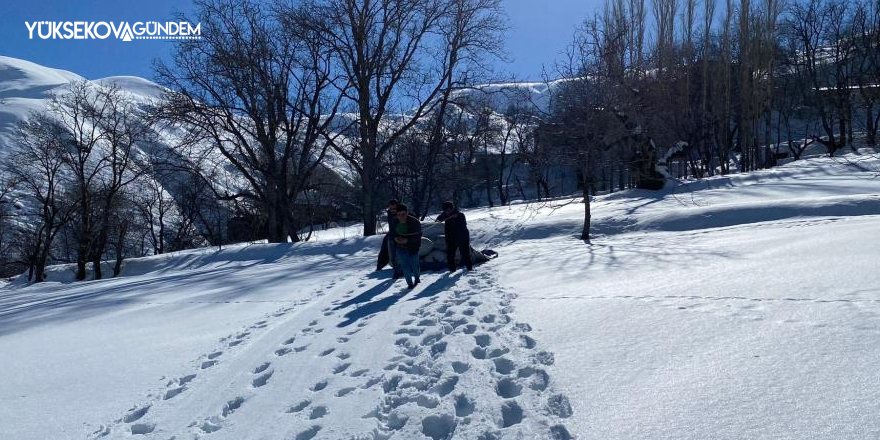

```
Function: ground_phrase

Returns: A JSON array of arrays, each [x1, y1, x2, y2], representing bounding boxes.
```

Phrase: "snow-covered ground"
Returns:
[[1, 150, 879, 440]]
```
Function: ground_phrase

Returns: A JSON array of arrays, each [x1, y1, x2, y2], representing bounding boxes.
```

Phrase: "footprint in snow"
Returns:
[[547, 394, 573, 418], [350, 369, 369, 377], [275, 347, 292, 356], [286, 399, 311, 413], [395, 327, 424, 337], [514, 323, 532, 332], [421, 333, 442, 346], [495, 378, 522, 398], [333, 363, 352, 374], [309, 405, 328, 419], [500, 401, 524, 427], [252, 369, 274, 388], [222, 397, 245, 417], [432, 376, 458, 397], [163, 386, 185, 400], [336, 387, 356, 397], [493, 358, 516, 375], [520, 335, 537, 349], [421, 414, 456, 440], [454, 394, 475, 417], [487, 347, 510, 358], [362, 376, 382, 389], [533, 351, 555, 366], [130, 423, 156, 435], [311, 380, 328, 392], [167, 374, 196, 387], [295, 425, 321, 440], [122, 405, 150, 423], [474, 334, 491, 347], [451, 362, 469, 373]]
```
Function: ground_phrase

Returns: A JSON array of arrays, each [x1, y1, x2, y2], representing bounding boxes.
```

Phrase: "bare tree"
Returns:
[[88, 84, 153, 279], [307, 0, 505, 236], [46, 81, 107, 281], [2, 114, 79, 283], [156, 0, 343, 243], [553, 13, 646, 240], [0, 176, 17, 276], [787, 0, 856, 156]]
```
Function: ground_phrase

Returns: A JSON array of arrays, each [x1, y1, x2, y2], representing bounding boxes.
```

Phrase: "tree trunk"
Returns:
[[361, 181, 377, 237], [76, 243, 88, 281], [867, 102, 877, 146], [92, 258, 102, 280], [35, 250, 49, 283], [113, 222, 128, 277], [581, 189, 591, 241]]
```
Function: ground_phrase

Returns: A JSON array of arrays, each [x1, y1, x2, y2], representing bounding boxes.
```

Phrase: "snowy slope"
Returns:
[[0, 56, 85, 152], [2, 149, 879, 439]]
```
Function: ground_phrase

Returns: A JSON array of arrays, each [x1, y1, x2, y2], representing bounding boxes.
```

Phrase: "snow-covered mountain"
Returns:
[[0, 56, 559, 228], [1, 147, 879, 439]]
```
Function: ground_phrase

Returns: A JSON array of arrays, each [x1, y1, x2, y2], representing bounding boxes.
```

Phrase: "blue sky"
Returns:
[[0, 0, 602, 81]]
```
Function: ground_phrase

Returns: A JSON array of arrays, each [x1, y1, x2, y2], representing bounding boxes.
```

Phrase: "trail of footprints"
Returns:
[[351, 271, 573, 440], [92, 279, 340, 438], [95, 273, 571, 439]]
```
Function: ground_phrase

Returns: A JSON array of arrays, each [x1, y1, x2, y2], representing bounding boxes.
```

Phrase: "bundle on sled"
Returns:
[[416, 223, 498, 271], [376, 222, 498, 272]]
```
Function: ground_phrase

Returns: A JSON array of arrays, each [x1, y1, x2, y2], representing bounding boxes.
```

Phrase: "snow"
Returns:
[[2, 150, 880, 439], [2, 65, 880, 439]]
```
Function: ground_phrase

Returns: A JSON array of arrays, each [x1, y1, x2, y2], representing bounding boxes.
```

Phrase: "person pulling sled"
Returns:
[[436, 201, 472, 272]]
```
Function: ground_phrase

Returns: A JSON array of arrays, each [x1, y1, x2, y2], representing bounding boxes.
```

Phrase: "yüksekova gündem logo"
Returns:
[[25, 21, 201, 42]]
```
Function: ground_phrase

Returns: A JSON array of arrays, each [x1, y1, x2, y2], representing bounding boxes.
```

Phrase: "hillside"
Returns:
[[1, 149, 878, 439]]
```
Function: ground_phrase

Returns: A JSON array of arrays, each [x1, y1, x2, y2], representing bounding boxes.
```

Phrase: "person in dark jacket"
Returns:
[[377, 199, 401, 275], [390, 204, 422, 289], [436, 201, 472, 272]]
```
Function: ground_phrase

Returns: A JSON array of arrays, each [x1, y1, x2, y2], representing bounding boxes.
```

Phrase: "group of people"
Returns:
[[377, 199, 473, 289]]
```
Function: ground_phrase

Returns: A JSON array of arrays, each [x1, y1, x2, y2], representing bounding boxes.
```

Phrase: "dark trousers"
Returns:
[[447, 239, 473, 271]]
